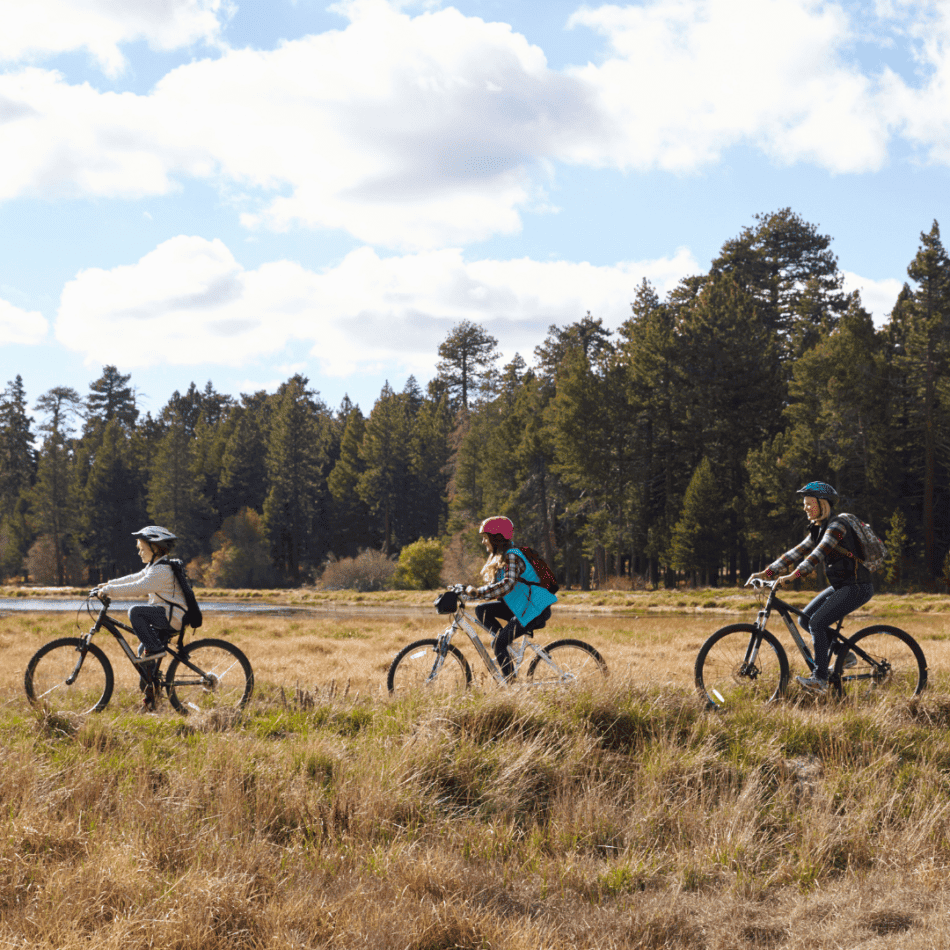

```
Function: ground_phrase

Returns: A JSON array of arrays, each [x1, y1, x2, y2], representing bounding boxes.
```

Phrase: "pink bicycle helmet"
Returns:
[[479, 516, 514, 540]]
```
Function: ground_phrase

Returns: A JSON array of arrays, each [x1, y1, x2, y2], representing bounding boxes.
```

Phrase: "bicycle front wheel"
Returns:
[[387, 639, 472, 696], [695, 624, 789, 708], [525, 639, 608, 686], [166, 639, 254, 714], [835, 625, 927, 700], [24, 638, 114, 715]]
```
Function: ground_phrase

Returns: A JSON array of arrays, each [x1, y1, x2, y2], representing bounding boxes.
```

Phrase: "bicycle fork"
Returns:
[[65, 636, 94, 686]]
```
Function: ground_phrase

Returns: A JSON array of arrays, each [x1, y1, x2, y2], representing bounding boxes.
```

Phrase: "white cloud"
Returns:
[[0, 297, 48, 344], [566, 0, 892, 173], [0, 0, 229, 76], [842, 270, 904, 324], [0, 0, 947, 250], [54, 235, 700, 375]]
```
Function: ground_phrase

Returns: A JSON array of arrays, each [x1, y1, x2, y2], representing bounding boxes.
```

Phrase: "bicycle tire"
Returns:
[[695, 623, 789, 708], [834, 624, 927, 700], [165, 639, 254, 714], [24, 637, 114, 715], [524, 639, 608, 686], [387, 639, 472, 696]]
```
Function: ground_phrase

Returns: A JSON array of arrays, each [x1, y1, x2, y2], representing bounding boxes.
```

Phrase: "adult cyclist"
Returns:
[[748, 482, 873, 693], [465, 516, 558, 681]]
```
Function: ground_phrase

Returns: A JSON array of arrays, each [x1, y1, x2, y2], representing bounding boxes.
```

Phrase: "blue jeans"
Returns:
[[129, 605, 173, 653], [799, 584, 874, 677]]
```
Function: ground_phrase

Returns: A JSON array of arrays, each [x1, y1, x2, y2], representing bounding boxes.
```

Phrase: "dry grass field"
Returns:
[[3, 596, 950, 948]]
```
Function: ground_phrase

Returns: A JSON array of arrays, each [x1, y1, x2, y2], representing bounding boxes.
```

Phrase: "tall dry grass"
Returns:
[[2, 607, 950, 947]]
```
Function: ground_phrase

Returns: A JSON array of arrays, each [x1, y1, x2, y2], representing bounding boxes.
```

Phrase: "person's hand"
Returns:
[[774, 574, 796, 587], [465, 585, 477, 597], [745, 571, 767, 586]]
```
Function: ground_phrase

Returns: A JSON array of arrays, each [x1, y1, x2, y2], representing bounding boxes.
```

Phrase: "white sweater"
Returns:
[[100, 561, 187, 630]]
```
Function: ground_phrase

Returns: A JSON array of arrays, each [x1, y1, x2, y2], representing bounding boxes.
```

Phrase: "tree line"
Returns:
[[2, 208, 948, 589]]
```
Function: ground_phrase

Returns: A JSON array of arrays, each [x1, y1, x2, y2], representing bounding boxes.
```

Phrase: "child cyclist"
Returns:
[[465, 516, 558, 681], [748, 481, 873, 693], [94, 526, 188, 707]]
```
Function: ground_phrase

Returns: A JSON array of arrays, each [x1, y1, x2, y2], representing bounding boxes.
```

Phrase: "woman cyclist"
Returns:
[[465, 516, 558, 681], [748, 481, 873, 693], [94, 525, 187, 706]]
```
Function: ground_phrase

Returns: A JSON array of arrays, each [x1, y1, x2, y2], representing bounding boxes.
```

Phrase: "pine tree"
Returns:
[[358, 383, 412, 553], [0, 376, 36, 577], [435, 320, 499, 410], [218, 402, 268, 520], [147, 424, 211, 562], [262, 376, 329, 578], [327, 406, 374, 556], [80, 418, 144, 580], [30, 387, 82, 585], [85, 365, 138, 433], [670, 458, 727, 585], [899, 221, 950, 579], [710, 208, 848, 361]]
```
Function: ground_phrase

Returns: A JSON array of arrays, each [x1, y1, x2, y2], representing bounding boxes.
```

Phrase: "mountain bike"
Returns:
[[387, 585, 607, 694], [24, 593, 254, 716], [695, 579, 927, 707]]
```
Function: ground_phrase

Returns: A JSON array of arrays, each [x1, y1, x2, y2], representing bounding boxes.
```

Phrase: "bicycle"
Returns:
[[387, 586, 608, 694], [695, 579, 927, 707], [24, 593, 254, 716]]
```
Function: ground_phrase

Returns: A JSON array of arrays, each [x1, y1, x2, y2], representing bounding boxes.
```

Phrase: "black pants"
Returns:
[[476, 602, 551, 680]]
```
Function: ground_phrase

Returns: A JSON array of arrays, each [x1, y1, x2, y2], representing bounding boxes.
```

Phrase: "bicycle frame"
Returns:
[[78, 597, 207, 682], [438, 598, 567, 686], [752, 582, 816, 667], [748, 580, 869, 676]]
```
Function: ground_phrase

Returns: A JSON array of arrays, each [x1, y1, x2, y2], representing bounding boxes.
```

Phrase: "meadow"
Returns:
[[3, 594, 950, 948]]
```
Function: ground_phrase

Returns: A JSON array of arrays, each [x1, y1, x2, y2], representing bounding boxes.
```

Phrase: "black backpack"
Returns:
[[163, 557, 203, 630]]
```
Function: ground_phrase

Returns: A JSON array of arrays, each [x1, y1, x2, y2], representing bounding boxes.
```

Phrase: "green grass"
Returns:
[[6, 681, 950, 947]]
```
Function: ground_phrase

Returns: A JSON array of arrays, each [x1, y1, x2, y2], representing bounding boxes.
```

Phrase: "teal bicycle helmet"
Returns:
[[796, 481, 838, 501]]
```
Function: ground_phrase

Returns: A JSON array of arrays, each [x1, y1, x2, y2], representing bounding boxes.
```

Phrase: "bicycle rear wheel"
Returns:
[[525, 639, 608, 686], [695, 624, 789, 708], [835, 625, 927, 700], [166, 639, 254, 714], [24, 638, 114, 715], [387, 639, 472, 695]]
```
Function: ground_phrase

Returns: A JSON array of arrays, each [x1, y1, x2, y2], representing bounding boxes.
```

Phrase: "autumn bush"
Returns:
[[318, 547, 397, 591]]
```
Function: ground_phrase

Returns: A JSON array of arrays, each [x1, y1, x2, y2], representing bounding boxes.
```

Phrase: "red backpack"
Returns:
[[516, 546, 560, 595]]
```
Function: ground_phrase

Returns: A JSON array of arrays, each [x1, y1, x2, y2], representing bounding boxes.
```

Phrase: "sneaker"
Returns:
[[796, 674, 829, 693], [142, 683, 157, 711]]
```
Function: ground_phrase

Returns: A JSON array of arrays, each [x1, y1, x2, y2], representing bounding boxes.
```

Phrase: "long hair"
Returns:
[[479, 533, 510, 582]]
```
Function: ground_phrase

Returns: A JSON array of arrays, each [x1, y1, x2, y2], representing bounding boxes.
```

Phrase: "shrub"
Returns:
[[319, 548, 396, 591], [393, 538, 444, 590], [203, 508, 277, 588]]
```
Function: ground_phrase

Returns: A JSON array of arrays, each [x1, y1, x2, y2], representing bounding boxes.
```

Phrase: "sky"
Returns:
[[1, 0, 949, 424]]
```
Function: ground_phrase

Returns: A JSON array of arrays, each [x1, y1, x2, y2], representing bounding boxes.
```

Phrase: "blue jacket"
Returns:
[[501, 549, 558, 625]]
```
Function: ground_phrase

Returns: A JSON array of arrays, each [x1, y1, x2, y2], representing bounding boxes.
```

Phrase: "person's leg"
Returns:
[[475, 602, 512, 634], [129, 605, 171, 655], [798, 587, 834, 676], [805, 585, 874, 678], [494, 619, 523, 681]]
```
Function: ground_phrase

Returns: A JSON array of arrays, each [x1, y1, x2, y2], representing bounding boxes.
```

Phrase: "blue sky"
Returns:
[[1, 0, 948, 423]]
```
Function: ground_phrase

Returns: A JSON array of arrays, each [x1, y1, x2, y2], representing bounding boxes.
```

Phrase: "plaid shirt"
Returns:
[[473, 549, 525, 599], [764, 520, 848, 581]]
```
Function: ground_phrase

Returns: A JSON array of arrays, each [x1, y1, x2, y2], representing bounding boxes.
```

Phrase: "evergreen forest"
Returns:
[[2, 209, 949, 590]]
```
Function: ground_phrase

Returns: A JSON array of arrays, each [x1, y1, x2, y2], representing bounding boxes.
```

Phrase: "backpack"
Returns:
[[162, 557, 203, 629], [516, 546, 560, 595], [833, 514, 887, 573]]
